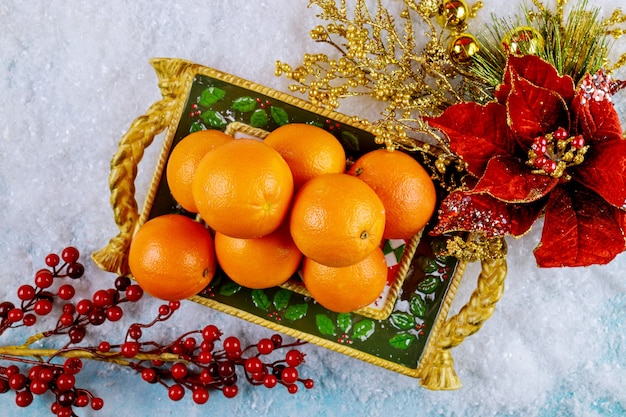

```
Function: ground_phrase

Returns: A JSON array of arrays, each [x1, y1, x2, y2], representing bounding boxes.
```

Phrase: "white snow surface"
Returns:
[[0, 1, 625, 416]]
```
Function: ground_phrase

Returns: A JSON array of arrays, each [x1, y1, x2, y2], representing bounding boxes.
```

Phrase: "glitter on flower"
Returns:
[[426, 55, 626, 267]]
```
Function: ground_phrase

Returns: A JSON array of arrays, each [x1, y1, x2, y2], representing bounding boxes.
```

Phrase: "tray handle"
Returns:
[[418, 249, 507, 390], [91, 58, 190, 275]]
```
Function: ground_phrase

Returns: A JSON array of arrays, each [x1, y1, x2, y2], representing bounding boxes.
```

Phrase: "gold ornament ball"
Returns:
[[502, 26, 545, 55], [448, 34, 479, 64], [438, 0, 469, 28]]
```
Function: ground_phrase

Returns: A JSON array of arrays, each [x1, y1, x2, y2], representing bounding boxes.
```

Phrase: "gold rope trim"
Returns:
[[417, 239, 508, 390]]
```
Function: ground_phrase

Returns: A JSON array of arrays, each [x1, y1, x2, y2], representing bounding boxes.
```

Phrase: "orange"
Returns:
[[165, 130, 233, 213], [214, 222, 302, 289], [301, 247, 387, 313], [348, 148, 437, 239], [263, 123, 346, 189], [192, 138, 294, 239], [128, 214, 216, 301], [289, 173, 385, 267]]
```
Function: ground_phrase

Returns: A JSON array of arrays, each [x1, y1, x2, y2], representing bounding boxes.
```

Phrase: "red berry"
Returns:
[[68, 326, 86, 343], [88, 309, 107, 325], [141, 368, 157, 383], [98, 341, 111, 353], [170, 363, 188, 380], [30, 379, 48, 395], [263, 374, 277, 388], [245, 357, 263, 374], [287, 383, 299, 394], [76, 299, 93, 315], [57, 284, 75, 300], [23, 313, 37, 326], [199, 369, 213, 383], [183, 337, 197, 350], [61, 246, 80, 263], [128, 324, 143, 340], [56, 373, 76, 391], [15, 390, 33, 407], [169, 300, 181, 311], [63, 358, 83, 375], [45, 253, 60, 267], [257, 338, 274, 355], [553, 127, 569, 140], [7, 308, 24, 322], [158, 304, 170, 316], [59, 312, 74, 327], [217, 361, 235, 378], [93, 289, 113, 307], [35, 269, 55, 288], [106, 305, 123, 322], [125, 285, 143, 302], [62, 303, 75, 315], [303, 378, 314, 389], [223, 385, 238, 398], [66, 262, 85, 279], [168, 384, 185, 401], [571, 135, 586, 149], [114, 276, 131, 291], [0, 301, 15, 318], [192, 387, 210, 404], [285, 350, 304, 367], [8, 373, 28, 390], [17, 284, 36, 301], [91, 397, 104, 410], [202, 325, 221, 343], [75, 394, 90, 407], [34, 299, 53, 315], [196, 351, 213, 365], [281, 367, 299, 384], [38, 367, 55, 383], [271, 334, 283, 347], [121, 341, 139, 358]]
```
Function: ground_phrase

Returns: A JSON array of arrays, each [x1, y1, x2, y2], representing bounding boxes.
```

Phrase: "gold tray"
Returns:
[[92, 58, 508, 390]]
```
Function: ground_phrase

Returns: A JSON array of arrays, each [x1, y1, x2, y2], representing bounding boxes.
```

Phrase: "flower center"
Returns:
[[527, 127, 589, 180]]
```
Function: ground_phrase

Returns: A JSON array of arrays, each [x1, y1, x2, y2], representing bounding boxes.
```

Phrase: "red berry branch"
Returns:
[[0, 247, 313, 415]]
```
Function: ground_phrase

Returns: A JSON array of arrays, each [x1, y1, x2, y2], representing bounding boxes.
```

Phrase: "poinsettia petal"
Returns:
[[508, 199, 546, 237], [533, 186, 626, 267], [429, 191, 511, 238], [571, 73, 624, 142], [573, 138, 626, 209], [496, 55, 576, 104], [507, 75, 570, 148], [472, 155, 559, 203], [424, 102, 514, 177]]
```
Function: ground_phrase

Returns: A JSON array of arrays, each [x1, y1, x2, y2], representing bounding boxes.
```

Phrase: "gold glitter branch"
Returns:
[[276, 0, 484, 154]]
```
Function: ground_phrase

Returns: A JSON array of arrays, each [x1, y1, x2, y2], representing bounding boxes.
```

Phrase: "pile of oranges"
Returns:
[[128, 124, 437, 313]]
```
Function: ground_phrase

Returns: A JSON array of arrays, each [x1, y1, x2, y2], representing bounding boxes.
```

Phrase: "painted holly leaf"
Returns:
[[341, 130, 360, 151], [352, 320, 375, 341], [416, 256, 438, 274], [219, 281, 241, 297], [273, 289, 292, 311], [409, 295, 426, 318], [316, 314, 335, 336], [534, 186, 626, 267], [189, 121, 203, 133], [507, 76, 569, 148], [232, 96, 256, 113], [251, 289, 271, 311], [250, 109, 269, 127], [285, 304, 308, 321], [270, 106, 289, 126], [417, 276, 439, 294], [390, 312, 416, 331], [200, 110, 227, 129], [199, 86, 226, 107], [389, 332, 416, 350], [425, 102, 514, 177], [473, 155, 559, 203], [337, 313, 352, 334]]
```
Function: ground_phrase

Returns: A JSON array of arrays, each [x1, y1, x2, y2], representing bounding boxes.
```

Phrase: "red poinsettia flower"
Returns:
[[425, 55, 626, 267]]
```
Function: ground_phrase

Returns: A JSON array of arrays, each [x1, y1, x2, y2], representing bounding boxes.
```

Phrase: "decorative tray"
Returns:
[[93, 58, 508, 389]]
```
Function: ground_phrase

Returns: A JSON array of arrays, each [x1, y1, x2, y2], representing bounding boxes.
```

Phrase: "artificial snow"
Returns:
[[0, 1, 625, 416]]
